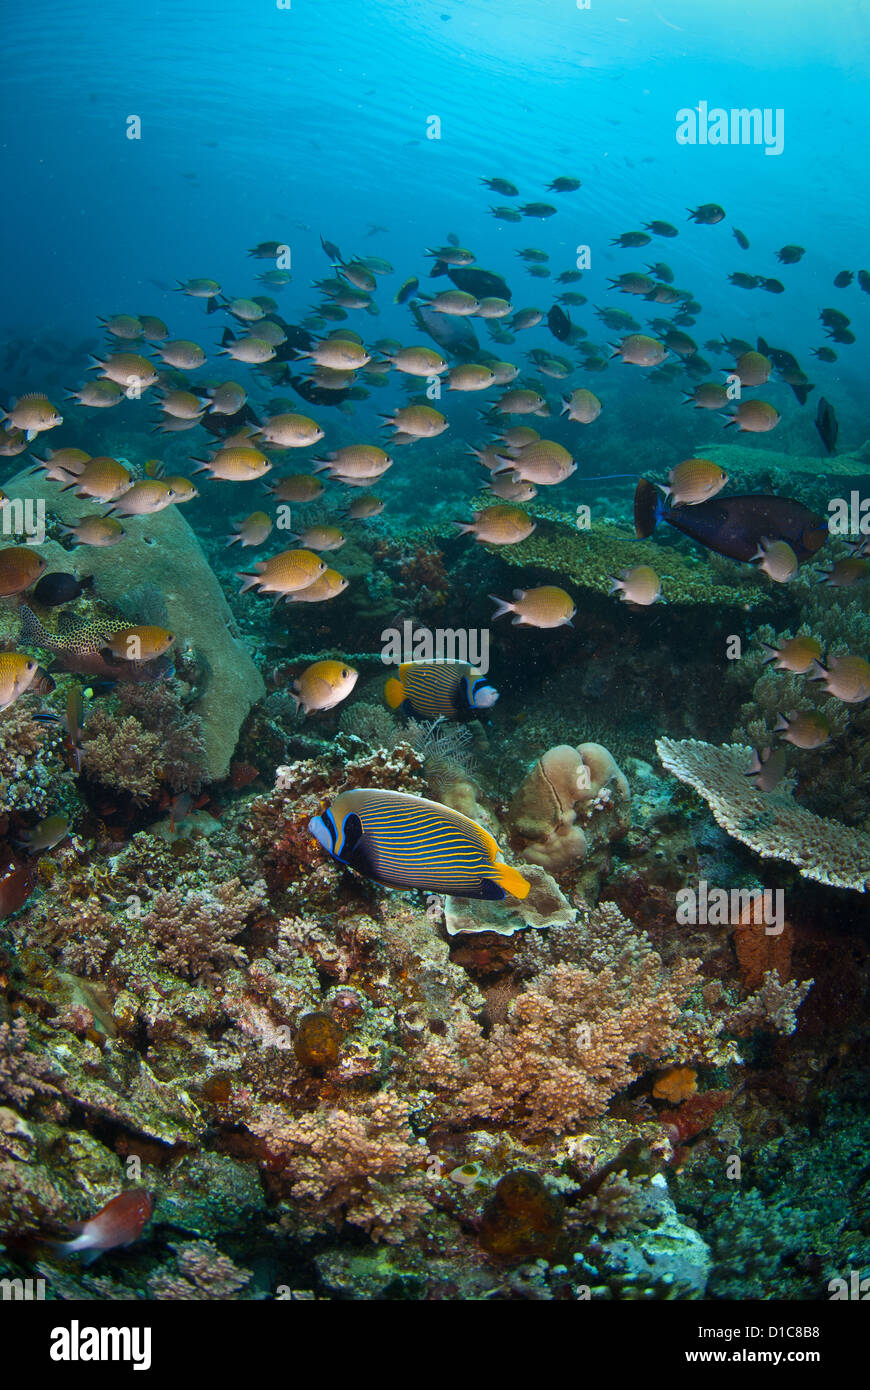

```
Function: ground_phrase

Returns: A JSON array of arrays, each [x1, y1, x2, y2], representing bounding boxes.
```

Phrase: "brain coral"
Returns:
[[507, 742, 630, 872]]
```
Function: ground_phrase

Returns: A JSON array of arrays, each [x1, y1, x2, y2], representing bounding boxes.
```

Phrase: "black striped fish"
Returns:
[[384, 661, 498, 721], [309, 789, 530, 901]]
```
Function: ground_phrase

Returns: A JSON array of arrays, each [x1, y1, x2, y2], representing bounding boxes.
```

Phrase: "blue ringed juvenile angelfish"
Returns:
[[308, 789, 530, 901]]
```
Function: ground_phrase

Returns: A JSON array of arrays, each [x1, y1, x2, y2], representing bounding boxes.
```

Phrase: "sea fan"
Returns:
[[405, 716, 476, 782]]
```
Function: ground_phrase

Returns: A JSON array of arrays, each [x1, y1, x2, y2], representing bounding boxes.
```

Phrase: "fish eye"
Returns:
[[341, 669, 348, 677]]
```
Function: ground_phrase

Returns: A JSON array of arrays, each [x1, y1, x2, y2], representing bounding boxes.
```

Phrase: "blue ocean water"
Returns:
[[2, 0, 868, 446]]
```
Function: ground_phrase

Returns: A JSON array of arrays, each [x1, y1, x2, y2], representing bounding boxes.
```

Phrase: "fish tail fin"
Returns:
[[18, 605, 50, 649], [453, 521, 473, 535], [488, 594, 513, 621], [774, 712, 790, 732], [490, 861, 531, 900], [721, 413, 737, 428], [633, 477, 665, 539], [384, 677, 404, 709], [808, 660, 827, 682], [760, 643, 778, 664], [47, 1232, 90, 1259], [237, 573, 259, 594]]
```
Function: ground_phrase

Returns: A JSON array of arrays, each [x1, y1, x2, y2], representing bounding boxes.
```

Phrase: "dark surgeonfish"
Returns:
[[815, 397, 839, 455], [308, 788, 530, 901], [634, 478, 827, 564], [411, 302, 479, 359], [756, 337, 800, 374], [547, 305, 571, 341], [756, 336, 814, 404], [447, 266, 512, 301], [284, 373, 356, 407], [199, 401, 262, 440]]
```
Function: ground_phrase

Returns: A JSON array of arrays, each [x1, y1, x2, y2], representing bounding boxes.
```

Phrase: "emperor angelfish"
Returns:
[[309, 789, 530, 901], [384, 660, 498, 721]]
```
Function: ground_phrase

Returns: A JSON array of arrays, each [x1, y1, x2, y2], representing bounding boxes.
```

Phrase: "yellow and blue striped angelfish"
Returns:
[[308, 788, 530, 901], [384, 661, 498, 721]]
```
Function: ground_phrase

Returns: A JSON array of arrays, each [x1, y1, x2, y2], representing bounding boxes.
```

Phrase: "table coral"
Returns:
[[491, 514, 766, 608], [658, 736, 870, 891]]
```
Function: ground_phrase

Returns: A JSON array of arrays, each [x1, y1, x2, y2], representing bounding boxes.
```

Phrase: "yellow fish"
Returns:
[[291, 660, 358, 715]]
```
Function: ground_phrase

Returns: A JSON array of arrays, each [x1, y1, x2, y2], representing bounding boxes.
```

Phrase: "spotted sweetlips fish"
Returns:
[[18, 605, 173, 682]]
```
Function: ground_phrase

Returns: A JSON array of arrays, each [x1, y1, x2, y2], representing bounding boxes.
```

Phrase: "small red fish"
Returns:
[[230, 761, 259, 789], [50, 1189, 153, 1264], [169, 791, 194, 832]]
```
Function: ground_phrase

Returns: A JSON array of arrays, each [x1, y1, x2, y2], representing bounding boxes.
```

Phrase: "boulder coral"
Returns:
[[4, 468, 265, 781], [506, 742, 630, 873]]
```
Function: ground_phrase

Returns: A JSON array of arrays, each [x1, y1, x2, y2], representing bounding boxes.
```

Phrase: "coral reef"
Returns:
[[0, 697, 66, 816]]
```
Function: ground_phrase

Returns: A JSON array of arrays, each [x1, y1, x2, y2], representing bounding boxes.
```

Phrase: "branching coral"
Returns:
[[0, 697, 65, 815], [81, 712, 163, 803], [657, 737, 870, 892], [80, 678, 207, 802], [725, 970, 813, 1038], [147, 1240, 253, 1299], [141, 877, 268, 981], [118, 680, 207, 794], [411, 903, 729, 1135], [247, 1092, 432, 1243]]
